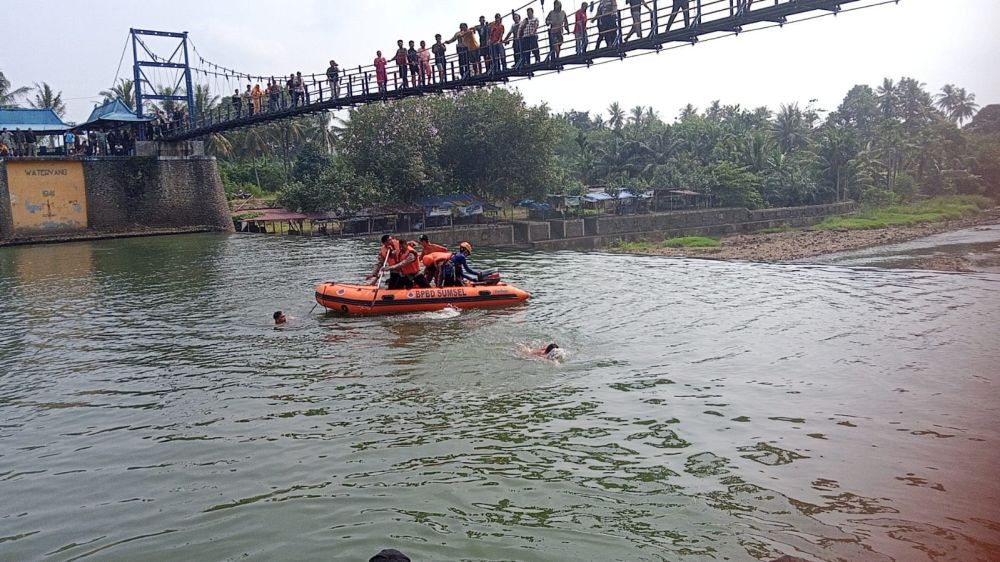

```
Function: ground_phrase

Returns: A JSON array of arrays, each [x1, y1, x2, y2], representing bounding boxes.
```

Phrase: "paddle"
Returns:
[[369, 250, 391, 310]]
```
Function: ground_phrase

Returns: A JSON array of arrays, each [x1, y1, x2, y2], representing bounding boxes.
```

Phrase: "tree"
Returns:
[[436, 88, 562, 201], [607, 102, 625, 131], [0, 69, 30, 107], [772, 103, 811, 154], [279, 158, 385, 213], [816, 126, 858, 202], [99, 78, 135, 110], [28, 82, 66, 118], [936, 84, 979, 125], [193, 83, 220, 117], [341, 97, 444, 200], [708, 161, 764, 209]]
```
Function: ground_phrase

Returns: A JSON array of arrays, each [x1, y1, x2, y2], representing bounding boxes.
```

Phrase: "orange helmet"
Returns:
[[459, 242, 473, 254]]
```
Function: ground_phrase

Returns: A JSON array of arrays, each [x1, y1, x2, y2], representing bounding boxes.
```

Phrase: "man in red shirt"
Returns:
[[488, 13, 506, 73], [574, 3, 589, 54]]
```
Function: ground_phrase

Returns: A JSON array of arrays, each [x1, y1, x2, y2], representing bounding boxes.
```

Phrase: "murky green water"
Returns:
[[1, 233, 998, 561]]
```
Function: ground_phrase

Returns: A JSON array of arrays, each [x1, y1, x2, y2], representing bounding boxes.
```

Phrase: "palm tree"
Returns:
[[629, 105, 645, 127], [876, 78, 899, 119], [935, 84, 979, 125], [205, 133, 234, 159], [741, 131, 777, 174], [99, 78, 135, 110], [678, 104, 698, 122], [772, 103, 810, 154], [644, 107, 659, 126], [150, 85, 185, 115], [28, 82, 67, 118], [607, 102, 625, 131], [817, 126, 858, 202], [0, 69, 31, 107], [193, 84, 220, 117]]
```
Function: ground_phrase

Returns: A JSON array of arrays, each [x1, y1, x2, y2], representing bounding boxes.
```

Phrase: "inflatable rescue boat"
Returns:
[[315, 278, 531, 315]]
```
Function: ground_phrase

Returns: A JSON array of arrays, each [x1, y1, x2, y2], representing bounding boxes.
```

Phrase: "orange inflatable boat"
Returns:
[[315, 282, 531, 315]]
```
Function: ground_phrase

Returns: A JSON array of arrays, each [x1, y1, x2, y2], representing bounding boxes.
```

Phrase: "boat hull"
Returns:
[[315, 282, 530, 315]]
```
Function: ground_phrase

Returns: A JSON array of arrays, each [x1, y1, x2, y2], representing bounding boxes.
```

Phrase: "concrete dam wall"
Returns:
[[0, 157, 233, 245]]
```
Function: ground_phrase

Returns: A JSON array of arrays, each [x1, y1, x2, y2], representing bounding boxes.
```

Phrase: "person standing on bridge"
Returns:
[[252, 83, 264, 115], [445, 24, 475, 80], [268, 78, 280, 111], [664, 0, 690, 32], [488, 13, 506, 73], [244, 84, 255, 117], [505, 13, 524, 69], [574, 3, 590, 54], [624, 0, 652, 42], [418, 42, 432, 85], [296, 72, 308, 105], [476, 15, 492, 73], [519, 8, 541, 65], [326, 60, 341, 98], [546, 1, 571, 60], [374, 51, 388, 93], [231, 89, 243, 118], [593, 0, 619, 50], [432, 35, 448, 82], [407, 41, 421, 87], [394, 40, 410, 88]]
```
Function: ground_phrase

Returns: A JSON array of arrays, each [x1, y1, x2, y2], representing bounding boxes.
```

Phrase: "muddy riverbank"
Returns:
[[614, 209, 1000, 271]]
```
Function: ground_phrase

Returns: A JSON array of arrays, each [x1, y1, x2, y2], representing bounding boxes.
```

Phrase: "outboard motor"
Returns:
[[477, 268, 502, 285]]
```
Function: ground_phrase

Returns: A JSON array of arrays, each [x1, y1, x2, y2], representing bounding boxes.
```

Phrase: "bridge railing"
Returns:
[[168, 0, 856, 139]]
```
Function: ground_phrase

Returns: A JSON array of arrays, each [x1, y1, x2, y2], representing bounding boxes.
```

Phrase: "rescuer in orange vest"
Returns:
[[385, 240, 431, 288], [368, 235, 405, 289], [421, 251, 453, 287]]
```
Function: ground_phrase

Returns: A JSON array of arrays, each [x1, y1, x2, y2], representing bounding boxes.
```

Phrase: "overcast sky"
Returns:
[[4, 0, 999, 124]]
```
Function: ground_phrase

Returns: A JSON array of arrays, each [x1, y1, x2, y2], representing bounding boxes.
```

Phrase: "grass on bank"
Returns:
[[613, 236, 722, 252], [817, 195, 994, 231]]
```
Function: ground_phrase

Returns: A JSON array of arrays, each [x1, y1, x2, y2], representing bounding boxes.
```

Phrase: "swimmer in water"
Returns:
[[532, 343, 560, 358], [273, 310, 287, 326]]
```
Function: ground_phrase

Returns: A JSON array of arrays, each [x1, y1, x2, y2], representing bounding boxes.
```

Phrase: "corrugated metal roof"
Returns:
[[77, 98, 150, 129], [0, 108, 71, 132]]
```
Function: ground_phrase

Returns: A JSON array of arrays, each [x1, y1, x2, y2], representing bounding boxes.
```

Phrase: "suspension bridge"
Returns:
[[128, 0, 896, 142]]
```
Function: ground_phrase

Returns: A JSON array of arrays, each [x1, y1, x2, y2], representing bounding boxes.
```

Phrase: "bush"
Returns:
[[817, 195, 992, 230]]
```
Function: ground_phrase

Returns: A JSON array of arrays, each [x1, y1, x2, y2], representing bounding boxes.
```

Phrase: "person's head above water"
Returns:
[[545, 343, 559, 354], [273, 311, 287, 325]]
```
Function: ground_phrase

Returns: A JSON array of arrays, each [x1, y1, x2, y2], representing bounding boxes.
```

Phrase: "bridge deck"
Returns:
[[164, 0, 884, 141]]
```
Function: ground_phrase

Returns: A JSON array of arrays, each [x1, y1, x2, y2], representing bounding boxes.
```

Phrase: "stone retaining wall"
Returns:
[[530, 202, 859, 250], [1, 157, 233, 245], [0, 165, 11, 241]]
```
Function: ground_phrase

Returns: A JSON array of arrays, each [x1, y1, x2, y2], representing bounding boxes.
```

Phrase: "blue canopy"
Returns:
[[76, 98, 150, 129], [0, 107, 70, 133]]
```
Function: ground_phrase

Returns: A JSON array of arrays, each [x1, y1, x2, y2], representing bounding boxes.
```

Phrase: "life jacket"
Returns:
[[423, 252, 452, 267], [378, 239, 402, 267], [399, 245, 421, 276]]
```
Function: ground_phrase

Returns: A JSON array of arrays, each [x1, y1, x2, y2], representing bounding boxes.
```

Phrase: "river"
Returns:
[[1, 233, 998, 561]]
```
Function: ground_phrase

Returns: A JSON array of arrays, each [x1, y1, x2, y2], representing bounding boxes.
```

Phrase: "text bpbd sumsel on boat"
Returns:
[[410, 288, 468, 299]]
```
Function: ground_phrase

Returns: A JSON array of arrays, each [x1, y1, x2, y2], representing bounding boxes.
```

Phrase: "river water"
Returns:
[[1, 233, 998, 561]]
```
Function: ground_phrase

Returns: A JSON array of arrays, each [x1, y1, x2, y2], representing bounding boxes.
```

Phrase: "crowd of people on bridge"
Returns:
[[184, 0, 766, 131]]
